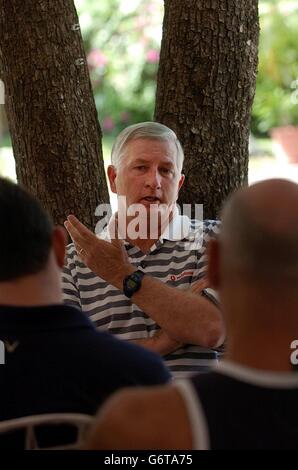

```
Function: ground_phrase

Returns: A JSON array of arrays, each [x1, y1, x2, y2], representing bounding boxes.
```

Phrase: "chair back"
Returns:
[[0, 413, 93, 449]]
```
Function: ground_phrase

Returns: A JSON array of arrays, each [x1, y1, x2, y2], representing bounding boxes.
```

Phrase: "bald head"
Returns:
[[220, 179, 298, 287]]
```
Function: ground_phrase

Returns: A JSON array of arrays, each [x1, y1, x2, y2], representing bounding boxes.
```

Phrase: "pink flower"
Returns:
[[103, 117, 115, 131], [87, 50, 108, 68], [146, 49, 159, 64]]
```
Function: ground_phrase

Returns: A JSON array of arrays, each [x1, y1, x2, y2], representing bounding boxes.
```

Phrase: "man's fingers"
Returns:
[[64, 215, 94, 249], [67, 215, 93, 238], [64, 214, 128, 267], [64, 221, 85, 249]]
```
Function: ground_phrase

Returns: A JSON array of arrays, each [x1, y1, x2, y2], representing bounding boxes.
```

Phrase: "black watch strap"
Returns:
[[123, 270, 145, 298]]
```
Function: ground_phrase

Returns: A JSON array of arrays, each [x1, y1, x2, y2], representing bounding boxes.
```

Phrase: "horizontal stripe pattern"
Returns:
[[62, 218, 221, 378]]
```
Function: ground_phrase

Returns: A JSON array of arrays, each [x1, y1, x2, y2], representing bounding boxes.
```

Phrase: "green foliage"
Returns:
[[252, 1, 298, 135], [75, 0, 162, 137], [75, 0, 298, 139]]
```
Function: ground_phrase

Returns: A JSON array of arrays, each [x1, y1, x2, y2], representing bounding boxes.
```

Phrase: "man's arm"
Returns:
[[134, 280, 215, 355], [83, 385, 193, 450], [125, 273, 223, 347], [131, 329, 183, 356], [62, 244, 181, 355], [64, 215, 225, 348]]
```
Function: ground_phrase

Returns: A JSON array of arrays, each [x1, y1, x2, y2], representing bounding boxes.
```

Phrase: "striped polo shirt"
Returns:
[[62, 214, 221, 379]]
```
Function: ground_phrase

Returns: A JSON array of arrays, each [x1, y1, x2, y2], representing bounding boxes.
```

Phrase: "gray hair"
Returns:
[[111, 122, 184, 173]]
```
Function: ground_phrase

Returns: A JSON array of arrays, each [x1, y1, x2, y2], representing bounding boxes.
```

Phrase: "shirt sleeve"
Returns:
[[191, 220, 221, 305], [62, 244, 82, 309]]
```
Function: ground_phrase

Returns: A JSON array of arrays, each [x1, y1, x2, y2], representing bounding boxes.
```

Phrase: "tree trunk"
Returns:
[[0, 0, 109, 229], [155, 0, 259, 219]]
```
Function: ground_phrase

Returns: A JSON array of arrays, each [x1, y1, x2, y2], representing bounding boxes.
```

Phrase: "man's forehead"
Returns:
[[124, 138, 177, 161], [132, 156, 175, 165]]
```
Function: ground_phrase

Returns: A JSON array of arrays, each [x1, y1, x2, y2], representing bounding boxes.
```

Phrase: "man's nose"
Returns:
[[146, 169, 162, 189]]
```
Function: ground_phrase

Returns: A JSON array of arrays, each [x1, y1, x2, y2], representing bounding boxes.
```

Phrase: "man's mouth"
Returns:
[[141, 197, 161, 203]]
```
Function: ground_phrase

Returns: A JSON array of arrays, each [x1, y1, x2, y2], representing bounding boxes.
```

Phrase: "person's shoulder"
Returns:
[[89, 330, 171, 382], [201, 219, 221, 238], [187, 219, 220, 250], [84, 384, 192, 449], [203, 219, 221, 231], [189, 219, 220, 230]]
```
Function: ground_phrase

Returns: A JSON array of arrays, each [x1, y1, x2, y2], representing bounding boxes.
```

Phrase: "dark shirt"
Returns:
[[0, 304, 170, 421], [190, 367, 298, 449]]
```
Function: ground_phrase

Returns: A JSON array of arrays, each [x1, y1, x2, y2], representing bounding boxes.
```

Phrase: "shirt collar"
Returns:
[[159, 207, 191, 241]]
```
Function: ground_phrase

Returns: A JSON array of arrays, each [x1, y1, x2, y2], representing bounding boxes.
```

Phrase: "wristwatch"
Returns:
[[123, 270, 145, 298]]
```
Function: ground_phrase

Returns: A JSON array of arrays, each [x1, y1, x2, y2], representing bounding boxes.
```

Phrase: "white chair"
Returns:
[[0, 413, 93, 450]]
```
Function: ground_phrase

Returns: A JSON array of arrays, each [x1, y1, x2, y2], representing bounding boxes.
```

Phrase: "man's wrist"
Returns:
[[112, 264, 135, 290], [123, 269, 145, 298]]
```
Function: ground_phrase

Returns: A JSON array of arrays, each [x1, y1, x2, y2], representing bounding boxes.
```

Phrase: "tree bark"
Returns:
[[0, 0, 109, 228], [155, 0, 259, 219]]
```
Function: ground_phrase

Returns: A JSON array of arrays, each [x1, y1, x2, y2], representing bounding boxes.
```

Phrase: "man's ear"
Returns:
[[52, 226, 67, 269], [178, 173, 185, 191], [175, 174, 185, 201], [107, 165, 117, 194], [207, 239, 220, 289]]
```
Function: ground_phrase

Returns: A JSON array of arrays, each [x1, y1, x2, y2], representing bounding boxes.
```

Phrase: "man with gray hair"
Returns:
[[63, 121, 224, 378], [84, 179, 298, 450]]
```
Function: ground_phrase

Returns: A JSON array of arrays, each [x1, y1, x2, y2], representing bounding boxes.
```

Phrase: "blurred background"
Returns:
[[0, 0, 298, 186]]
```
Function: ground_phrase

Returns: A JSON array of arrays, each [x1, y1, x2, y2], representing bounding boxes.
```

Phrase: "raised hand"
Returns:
[[64, 215, 134, 288]]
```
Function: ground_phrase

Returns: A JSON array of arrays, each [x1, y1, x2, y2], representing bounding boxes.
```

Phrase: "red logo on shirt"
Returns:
[[170, 271, 193, 282]]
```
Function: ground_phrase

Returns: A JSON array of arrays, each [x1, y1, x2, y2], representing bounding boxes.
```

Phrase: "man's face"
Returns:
[[108, 138, 185, 213]]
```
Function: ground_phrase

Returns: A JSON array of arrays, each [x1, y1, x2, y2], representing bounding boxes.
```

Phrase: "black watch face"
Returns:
[[127, 279, 137, 289]]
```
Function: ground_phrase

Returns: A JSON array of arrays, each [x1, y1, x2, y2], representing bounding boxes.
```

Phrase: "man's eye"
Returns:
[[134, 166, 146, 171], [160, 168, 172, 174]]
